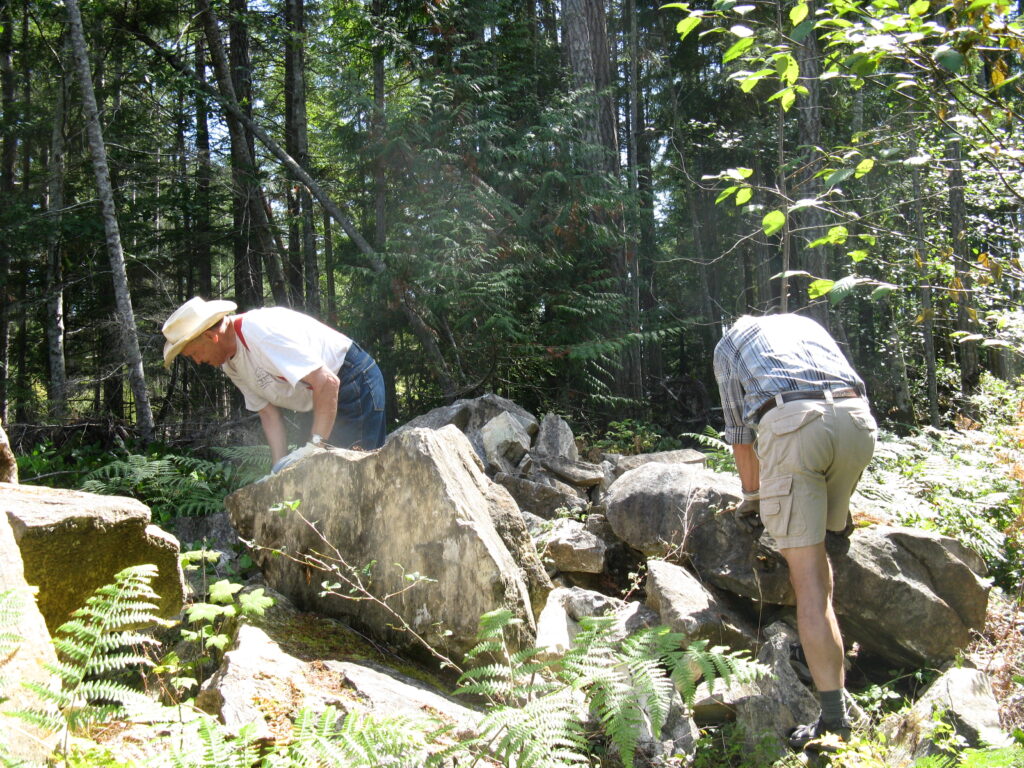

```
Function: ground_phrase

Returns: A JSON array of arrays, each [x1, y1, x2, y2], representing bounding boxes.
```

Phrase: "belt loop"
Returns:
[[775, 393, 784, 408], [824, 389, 834, 404]]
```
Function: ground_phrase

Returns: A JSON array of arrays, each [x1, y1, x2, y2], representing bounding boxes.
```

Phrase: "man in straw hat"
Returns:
[[162, 298, 385, 472]]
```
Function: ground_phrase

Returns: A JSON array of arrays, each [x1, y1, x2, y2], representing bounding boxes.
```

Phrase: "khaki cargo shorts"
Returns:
[[754, 397, 876, 549]]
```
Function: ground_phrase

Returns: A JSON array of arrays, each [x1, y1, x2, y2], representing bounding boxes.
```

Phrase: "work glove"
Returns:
[[271, 442, 322, 474], [730, 494, 762, 534]]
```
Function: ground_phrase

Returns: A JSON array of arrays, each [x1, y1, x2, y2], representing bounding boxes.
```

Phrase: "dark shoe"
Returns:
[[787, 715, 851, 752]]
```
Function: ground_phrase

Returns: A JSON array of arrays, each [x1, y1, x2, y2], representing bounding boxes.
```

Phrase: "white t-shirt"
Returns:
[[220, 307, 353, 413]]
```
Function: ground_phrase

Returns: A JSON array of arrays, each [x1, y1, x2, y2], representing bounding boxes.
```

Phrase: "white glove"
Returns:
[[271, 442, 322, 474]]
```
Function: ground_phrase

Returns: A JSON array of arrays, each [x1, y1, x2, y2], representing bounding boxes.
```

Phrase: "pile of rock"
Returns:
[[0, 399, 1008, 764]]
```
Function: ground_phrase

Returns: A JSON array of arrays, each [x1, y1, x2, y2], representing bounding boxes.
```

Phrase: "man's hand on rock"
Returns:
[[730, 494, 762, 534], [271, 442, 322, 474]]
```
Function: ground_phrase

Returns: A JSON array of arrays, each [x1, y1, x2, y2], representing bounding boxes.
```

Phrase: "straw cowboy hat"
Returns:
[[162, 297, 237, 367]]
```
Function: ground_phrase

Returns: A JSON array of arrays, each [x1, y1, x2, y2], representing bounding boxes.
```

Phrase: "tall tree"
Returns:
[[0, 0, 14, 424], [284, 0, 318, 315], [65, 0, 154, 438], [45, 38, 70, 420]]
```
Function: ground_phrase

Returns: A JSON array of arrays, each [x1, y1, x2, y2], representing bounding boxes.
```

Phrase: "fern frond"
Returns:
[[19, 564, 163, 739]]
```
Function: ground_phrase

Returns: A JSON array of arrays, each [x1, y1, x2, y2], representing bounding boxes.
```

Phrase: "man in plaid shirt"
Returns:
[[714, 313, 877, 751]]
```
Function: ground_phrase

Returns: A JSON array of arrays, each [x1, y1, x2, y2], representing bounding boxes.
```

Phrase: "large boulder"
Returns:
[[533, 413, 579, 462], [493, 472, 589, 519], [537, 518, 607, 574], [605, 463, 989, 667], [388, 393, 539, 466], [644, 559, 756, 652], [693, 622, 819, 755], [1, 483, 186, 633], [197, 623, 480, 742], [224, 426, 551, 662], [609, 449, 706, 478], [883, 666, 1010, 762], [0, 506, 59, 762]]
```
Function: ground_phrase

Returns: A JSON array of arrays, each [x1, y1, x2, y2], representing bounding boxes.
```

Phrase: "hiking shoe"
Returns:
[[787, 715, 851, 752]]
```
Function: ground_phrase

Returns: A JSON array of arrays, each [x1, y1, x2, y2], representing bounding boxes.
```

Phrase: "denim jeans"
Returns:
[[330, 343, 386, 450]]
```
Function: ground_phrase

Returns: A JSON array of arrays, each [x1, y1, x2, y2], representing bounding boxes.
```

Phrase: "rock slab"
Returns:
[[2, 482, 186, 633], [0, 507, 59, 762], [225, 426, 550, 662]]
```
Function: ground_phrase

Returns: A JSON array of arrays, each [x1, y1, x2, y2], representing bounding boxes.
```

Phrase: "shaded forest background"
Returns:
[[1, 0, 1022, 447]]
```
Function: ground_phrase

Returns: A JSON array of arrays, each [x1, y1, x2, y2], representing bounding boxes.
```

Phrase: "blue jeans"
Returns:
[[330, 343, 386, 450]]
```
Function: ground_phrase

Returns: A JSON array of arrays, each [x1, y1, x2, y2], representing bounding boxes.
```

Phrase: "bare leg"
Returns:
[[780, 542, 844, 692]]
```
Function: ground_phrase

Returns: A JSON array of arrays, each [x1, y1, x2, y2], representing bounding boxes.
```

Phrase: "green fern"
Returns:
[[454, 610, 760, 768], [0, 588, 25, 697], [162, 715, 261, 768], [80, 451, 246, 521], [16, 564, 161, 739]]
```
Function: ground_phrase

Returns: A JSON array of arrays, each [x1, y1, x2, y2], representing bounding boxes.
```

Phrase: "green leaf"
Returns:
[[725, 166, 755, 180], [808, 225, 849, 247], [790, 2, 809, 25], [908, 0, 930, 15], [723, 37, 754, 63], [775, 53, 800, 85], [825, 168, 855, 187], [735, 187, 753, 205], [791, 19, 815, 42], [762, 209, 786, 236], [780, 89, 796, 111], [935, 48, 965, 72], [675, 15, 703, 42], [848, 249, 869, 262], [209, 579, 244, 605], [854, 158, 875, 178], [238, 588, 275, 617], [770, 269, 813, 280], [858, 234, 877, 245], [966, 0, 998, 9], [868, 285, 895, 301], [186, 602, 226, 624], [660, 2, 692, 8], [730, 24, 754, 37], [808, 279, 835, 299], [739, 69, 774, 92], [716, 185, 738, 204], [829, 275, 861, 305]]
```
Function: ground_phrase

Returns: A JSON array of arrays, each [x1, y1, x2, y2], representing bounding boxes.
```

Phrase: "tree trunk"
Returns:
[[0, 0, 14, 424], [947, 137, 980, 396], [323, 210, 336, 326], [45, 38, 70, 420], [65, 0, 154, 439], [911, 160, 939, 427], [795, 1, 828, 328], [284, 0, 318, 315], [194, 21, 213, 297], [202, 0, 288, 308], [372, 0, 386, 250], [133, 24, 459, 395]]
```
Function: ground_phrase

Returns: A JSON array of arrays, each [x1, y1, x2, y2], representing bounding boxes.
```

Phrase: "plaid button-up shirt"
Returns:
[[713, 314, 866, 445]]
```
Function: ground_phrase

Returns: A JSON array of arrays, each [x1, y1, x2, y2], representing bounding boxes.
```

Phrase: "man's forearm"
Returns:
[[305, 366, 340, 441], [731, 442, 760, 494]]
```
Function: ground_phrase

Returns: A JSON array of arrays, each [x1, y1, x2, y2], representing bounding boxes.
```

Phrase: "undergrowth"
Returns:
[[17, 442, 267, 524]]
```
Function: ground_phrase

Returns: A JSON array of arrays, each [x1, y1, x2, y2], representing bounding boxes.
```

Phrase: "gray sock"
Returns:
[[819, 688, 847, 725]]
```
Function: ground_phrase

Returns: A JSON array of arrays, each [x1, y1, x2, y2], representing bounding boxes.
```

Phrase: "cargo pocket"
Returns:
[[759, 474, 802, 539]]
